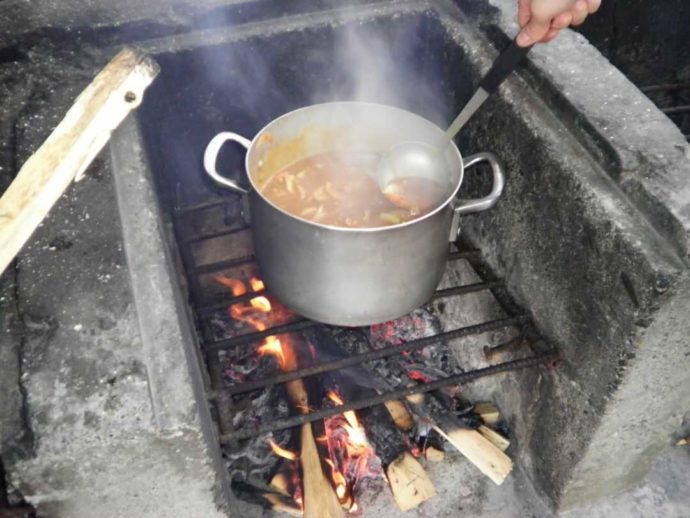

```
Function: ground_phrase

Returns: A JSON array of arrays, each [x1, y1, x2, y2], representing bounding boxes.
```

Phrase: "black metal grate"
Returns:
[[641, 82, 690, 141], [171, 195, 558, 443]]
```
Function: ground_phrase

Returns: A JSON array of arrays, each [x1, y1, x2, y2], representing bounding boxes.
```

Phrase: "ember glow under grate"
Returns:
[[169, 192, 558, 513]]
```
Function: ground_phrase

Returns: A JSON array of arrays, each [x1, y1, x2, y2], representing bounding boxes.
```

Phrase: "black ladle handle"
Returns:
[[478, 39, 532, 94]]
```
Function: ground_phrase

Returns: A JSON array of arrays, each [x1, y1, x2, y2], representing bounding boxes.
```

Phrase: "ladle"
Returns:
[[378, 39, 531, 199]]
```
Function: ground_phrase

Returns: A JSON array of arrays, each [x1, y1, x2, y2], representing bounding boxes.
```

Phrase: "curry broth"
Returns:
[[260, 151, 445, 228]]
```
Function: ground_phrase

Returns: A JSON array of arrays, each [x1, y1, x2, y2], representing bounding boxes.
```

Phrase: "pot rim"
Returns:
[[246, 101, 464, 233]]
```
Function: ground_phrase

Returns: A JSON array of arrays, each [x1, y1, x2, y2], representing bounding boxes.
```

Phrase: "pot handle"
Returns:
[[454, 152, 505, 215], [203, 132, 252, 194]]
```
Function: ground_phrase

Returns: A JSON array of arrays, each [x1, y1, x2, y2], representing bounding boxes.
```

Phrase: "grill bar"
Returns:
[[211, 314, 529, 396], [185, 225, 250, 245], [205, 319, 318, 350], [662, 105, 690, 115], [198, 278, 500, 317], [431, 280, 504, 300], [191, 254, 256, 274], [641, 82, 690, 93], [195, 249, 484, 315], [219, 349, 557, 442], [174, 198, 231, 215]]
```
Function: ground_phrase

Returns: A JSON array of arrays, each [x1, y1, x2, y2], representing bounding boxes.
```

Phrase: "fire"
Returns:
[[323, 389, 380, 508], [408, 370, 431, 383], [216, 276, 380, 511], [257, 336, 286, 368], [216, 275, 295, 369], [249, 277, 264, 291], [250, 295, 272, 313], [268, 438, 299, 461], [325, 459, 348, 500], [327, 390, 367, 445], [214, 274, 247, 296]]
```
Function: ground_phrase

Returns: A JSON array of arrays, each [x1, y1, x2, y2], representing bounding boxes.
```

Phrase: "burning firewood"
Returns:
[[408, 401, 513, 485], [356, 404, 436, 511], [263, 493, 302, 517], [284, 377, 344, 518]]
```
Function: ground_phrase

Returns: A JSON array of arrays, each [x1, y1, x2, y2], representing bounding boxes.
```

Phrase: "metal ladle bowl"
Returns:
[[377, 37, 531, 197]]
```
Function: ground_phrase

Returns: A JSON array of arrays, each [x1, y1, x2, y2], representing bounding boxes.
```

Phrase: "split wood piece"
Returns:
[[384, 400, 415, 431], [387, 452, 437, 512], [474, 402, 501, 425], [676, 437, 689, 446], [477, 425, 510, 451], [358, 404, 436, 511], [0, 47, 159, 276], [424, 446, 445, 462], [285, 378, 344, 518], [270, 471, 290, 497], [434, 424, 512, 485], [263, 493, 302, 517], [404, 396, 513, 485]]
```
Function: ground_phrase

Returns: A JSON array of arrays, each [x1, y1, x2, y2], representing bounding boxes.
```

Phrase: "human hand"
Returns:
[[516, 0, 601, 47]]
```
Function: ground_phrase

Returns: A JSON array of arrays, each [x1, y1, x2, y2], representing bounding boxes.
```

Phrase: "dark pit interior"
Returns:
[[577, 0, 690, 138]]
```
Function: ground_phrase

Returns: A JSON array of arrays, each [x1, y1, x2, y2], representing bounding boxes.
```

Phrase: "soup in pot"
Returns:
[[260, 151, 445, 228]]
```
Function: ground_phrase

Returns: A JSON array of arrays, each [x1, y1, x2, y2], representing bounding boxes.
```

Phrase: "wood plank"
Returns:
[[474, 402, 501, 425], [0, 47, 159, 275], [424, 446, 445, 462], [285, 379, 343, 518], [434, 426, 513, 485], [477, 425, 510, 451], [384, 400, 414, 431], [386, 452, 437, 512]]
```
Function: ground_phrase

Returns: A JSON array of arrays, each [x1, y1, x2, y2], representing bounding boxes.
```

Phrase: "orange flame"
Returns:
[[215, 274, 247, 296], [257, 336, 286, 368], [217, 276, 296, 370], [327, 390, 367, 442], [250, 295, 272, 313], [249, 277, 265, 291], [325, 459, 349, 501], [268, 438, 299, 461]]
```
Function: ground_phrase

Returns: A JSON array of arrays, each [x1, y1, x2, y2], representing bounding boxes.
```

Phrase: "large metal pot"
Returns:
[[203, 102, 504, 326]]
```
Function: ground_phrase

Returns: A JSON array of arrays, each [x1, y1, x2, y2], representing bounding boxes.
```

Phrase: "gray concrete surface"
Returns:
[[0, 48, 232, 516], [448, 0, 690, 508]]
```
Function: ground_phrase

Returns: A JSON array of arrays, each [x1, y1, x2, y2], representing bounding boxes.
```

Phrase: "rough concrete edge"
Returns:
[[431, 0, 688, 506], [560, 272, 690, 508], [113, 0, 433, 55], [108, 114, 243, 516], [480, 0, 690, 260]]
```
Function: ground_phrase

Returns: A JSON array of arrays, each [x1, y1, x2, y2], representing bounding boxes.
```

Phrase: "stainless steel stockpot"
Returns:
[[204, 102, 504, 326]]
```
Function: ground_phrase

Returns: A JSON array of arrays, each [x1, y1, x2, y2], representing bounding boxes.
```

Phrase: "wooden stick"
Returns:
[[474, 403, 501, 425], [433, 425, 512, 485], [357, 404, 436, 511], [263, 493, 302, 517], [477, 425, 510, 452], [424, 446, 445, 462], [387, 451, 436, 511], [0, 47, 159, 275], [285, 379, 344, 518], [384, 400, 415, 431]]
